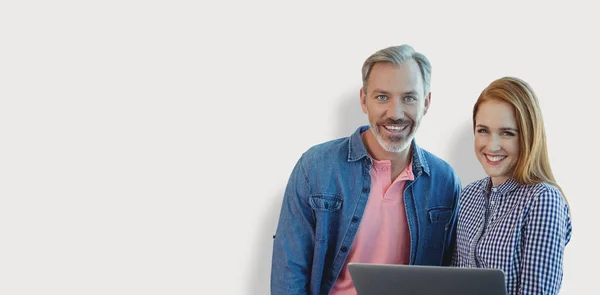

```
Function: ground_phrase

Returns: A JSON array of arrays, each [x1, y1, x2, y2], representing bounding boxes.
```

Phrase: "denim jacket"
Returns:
[[271, 126, 461, 295]]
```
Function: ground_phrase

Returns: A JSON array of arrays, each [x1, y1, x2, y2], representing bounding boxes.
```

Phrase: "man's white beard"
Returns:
[[369, 119, 420, 153]]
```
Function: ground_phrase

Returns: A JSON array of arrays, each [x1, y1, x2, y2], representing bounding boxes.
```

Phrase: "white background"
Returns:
[[1, 1, 596, 294]]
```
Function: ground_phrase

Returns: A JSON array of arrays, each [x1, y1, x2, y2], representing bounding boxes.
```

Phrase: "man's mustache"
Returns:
[[378, 119, 411, 125]]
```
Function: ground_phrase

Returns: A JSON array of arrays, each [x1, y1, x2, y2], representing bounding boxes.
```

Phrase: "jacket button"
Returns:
[[351, 217, 359, 223], [362, 188, 368, 193], [341, 246, 348, 252]]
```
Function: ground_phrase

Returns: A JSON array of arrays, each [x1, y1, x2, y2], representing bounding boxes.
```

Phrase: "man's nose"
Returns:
[[387, 98, 405, 120]]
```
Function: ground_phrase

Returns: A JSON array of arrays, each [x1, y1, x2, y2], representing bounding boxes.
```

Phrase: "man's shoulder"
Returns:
[[418, 147, 457, 177], [300, 136, 349, 164]]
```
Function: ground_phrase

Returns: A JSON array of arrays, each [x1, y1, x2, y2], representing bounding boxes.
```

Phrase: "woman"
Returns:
[[452, 77, 572, 294]]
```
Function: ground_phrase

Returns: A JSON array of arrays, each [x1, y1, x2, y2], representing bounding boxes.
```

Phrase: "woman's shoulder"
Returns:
[[519, 182, 569, 217], [462, 177, 489, 194], [521, 182, 565, 203]]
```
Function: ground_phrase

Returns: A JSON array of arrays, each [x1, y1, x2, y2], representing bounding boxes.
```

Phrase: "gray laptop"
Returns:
[[348, 263, 507, 295]]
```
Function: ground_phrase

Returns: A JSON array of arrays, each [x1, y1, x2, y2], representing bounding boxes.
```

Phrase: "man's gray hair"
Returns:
[[361, 44, 432, 95]]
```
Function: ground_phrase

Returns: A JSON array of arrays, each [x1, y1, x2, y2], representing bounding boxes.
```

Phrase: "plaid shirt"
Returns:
[[451, 177, 572, 295]]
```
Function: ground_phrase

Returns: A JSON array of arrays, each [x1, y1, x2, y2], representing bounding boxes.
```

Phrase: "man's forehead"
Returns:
[[367, 61, 424, 94]]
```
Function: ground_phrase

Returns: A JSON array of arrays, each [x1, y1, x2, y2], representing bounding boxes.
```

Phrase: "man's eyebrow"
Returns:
[[372, 89, 419, 96], [372, 89, 391, 95], [402, 90, 419, 96]]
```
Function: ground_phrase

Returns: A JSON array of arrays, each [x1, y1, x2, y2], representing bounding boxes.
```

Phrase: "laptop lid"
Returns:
[[348, 263, 507, 295]]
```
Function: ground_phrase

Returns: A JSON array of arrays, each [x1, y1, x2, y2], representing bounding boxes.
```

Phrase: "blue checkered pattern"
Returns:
[[451, 177, 572, 295]]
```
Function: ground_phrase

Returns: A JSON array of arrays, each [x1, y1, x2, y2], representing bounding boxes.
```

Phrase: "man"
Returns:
[[271, 45, 461, 295]]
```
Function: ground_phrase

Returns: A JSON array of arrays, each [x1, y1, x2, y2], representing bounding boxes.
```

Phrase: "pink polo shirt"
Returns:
[[330, 156, 414, 295]]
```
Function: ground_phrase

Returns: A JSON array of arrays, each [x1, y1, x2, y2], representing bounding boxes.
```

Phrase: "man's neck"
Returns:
[[362, 129, 412, 175]]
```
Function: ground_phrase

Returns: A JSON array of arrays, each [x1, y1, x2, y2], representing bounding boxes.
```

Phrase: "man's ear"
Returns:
[[423, 92, 431, 115], [360, 87, 368, 114]]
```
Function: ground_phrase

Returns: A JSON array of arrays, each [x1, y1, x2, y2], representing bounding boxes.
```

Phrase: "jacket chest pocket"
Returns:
[[309, 194, 343, 243]]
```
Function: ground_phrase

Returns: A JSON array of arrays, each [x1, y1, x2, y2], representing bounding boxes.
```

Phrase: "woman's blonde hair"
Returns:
[[473, 77, 568, 205]]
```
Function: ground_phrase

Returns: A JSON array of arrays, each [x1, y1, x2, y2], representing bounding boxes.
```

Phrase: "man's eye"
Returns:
[[476, 129, 488, 133], [376, 95, 388, 101], [405, 96, 416, 102]]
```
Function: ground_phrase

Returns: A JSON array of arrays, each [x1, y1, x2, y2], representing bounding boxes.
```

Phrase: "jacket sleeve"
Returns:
[[442, 172, 461, 266], [270, 156, 315, 295]]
